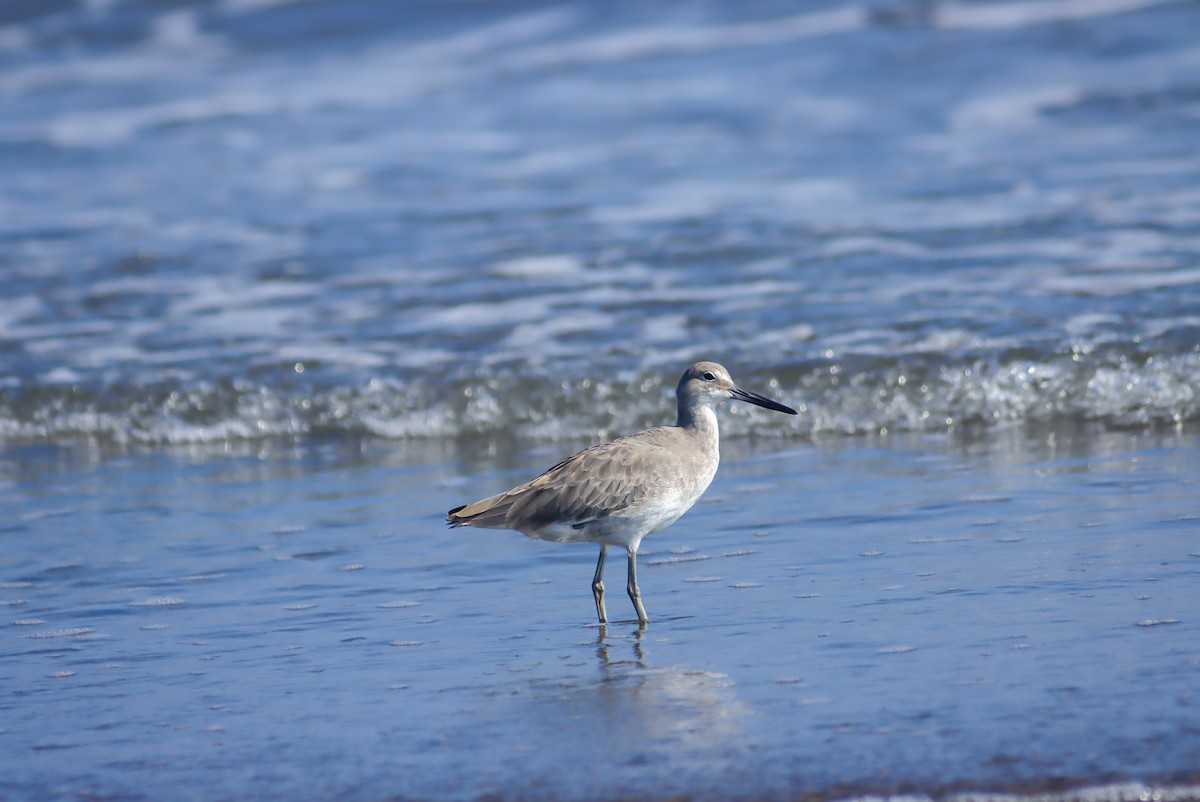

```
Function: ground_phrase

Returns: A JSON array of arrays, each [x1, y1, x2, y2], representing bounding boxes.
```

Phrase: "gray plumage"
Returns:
[[447, 361, 797, 625]]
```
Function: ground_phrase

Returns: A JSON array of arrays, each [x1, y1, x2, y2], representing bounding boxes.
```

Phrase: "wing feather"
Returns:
[[446, 429, 682, 534]]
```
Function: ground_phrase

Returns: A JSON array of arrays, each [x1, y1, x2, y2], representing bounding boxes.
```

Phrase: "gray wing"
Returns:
[[447, 430, 677, 533]]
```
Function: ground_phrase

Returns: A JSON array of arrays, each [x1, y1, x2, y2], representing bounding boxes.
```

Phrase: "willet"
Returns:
[[446, 361, 797, 625]]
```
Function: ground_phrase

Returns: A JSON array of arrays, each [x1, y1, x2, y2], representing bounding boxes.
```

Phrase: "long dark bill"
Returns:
[[730, 386, 798, 415]]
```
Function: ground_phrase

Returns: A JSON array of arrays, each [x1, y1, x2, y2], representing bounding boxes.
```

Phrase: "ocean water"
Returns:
[[2, 0, 1199, 800], [2, 0, 1198, 442]]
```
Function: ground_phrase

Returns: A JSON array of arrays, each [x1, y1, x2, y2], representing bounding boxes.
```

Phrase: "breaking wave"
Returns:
[[2, 347, 1195, 445]]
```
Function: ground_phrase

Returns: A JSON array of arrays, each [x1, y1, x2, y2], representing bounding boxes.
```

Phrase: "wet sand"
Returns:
[[2, 427, 1198, 801]]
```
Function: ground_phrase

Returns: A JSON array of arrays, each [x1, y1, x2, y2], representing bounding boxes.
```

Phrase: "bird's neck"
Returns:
[[676, 403, 719, 447]]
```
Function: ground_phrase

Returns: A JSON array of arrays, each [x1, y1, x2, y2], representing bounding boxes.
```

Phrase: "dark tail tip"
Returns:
[[446, 504, 467, 527]]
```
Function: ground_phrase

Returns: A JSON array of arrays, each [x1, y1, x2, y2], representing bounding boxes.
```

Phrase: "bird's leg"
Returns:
[[626, 548, 649, 626], [592, 546, 608, 624]]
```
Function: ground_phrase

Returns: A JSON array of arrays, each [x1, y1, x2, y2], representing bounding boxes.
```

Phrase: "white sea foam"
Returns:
[[399, 7, 579, 64], [491, 255, 585, 279], [935, 0, 1183, 30], [951, 86, 1082, 131], [413, 297, 556, 332], [1039, 267, 1200, 296], [935, 782, 1200, 802], [27, 627, 94, 638], [820, 237, 931, 259], [498, 7, 865, 71], [128, 597, 184, 607], [501, 310, 614, 350], [0, 25, 30, 52], [595, 178, 859, 226], [48, 92, 271, 147], [143, 9, 227, 54], [496, 144, 621, 179]]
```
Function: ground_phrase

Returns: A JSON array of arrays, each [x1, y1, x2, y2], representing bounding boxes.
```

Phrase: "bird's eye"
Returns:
[[702, 372, 716, 381]]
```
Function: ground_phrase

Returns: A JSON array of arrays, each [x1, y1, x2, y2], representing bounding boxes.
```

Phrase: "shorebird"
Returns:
[[446, 361, 797, 625]]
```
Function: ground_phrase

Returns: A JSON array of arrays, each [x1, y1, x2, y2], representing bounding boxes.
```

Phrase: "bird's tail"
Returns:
[[445, 491, 514, 529], [445, 504, 468, 528]]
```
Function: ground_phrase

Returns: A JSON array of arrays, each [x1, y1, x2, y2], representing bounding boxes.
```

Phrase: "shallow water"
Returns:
[[2, 428, 1197, 801]]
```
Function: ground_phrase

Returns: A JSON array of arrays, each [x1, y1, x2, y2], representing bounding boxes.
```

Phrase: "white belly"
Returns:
[[528, 461, 716, 550]]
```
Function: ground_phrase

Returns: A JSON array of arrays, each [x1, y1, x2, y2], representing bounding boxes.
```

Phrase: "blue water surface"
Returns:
[[2, 429, 1198, 801]]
